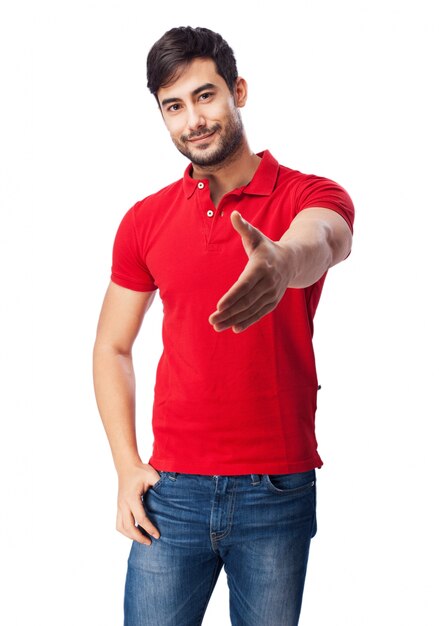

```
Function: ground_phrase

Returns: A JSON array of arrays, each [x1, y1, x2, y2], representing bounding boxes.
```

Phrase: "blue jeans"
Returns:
[[124, 470, 317, 626]]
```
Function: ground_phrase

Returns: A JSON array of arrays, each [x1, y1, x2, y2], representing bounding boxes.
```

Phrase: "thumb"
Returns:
[[230, 211, 264, 252]]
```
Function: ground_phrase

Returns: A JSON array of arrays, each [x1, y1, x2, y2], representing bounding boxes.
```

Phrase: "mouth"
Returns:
[[187, 130, 217, 144]]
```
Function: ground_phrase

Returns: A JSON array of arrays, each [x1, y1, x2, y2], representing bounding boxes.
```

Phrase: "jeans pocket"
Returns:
[[148, 470, 166, 492], [264, 470, 316, 495]]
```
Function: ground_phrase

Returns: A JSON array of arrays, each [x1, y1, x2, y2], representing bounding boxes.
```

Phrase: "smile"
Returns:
[[187, 130, 217, 144]]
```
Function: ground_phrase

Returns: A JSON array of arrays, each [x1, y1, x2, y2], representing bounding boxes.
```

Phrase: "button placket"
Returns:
[[207, 198, 233, 241], [195, 180, 234, 249], [196, 181, 217, 245]]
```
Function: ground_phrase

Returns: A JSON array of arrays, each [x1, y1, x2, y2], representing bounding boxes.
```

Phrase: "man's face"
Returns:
[[157, 58, 245, 167]]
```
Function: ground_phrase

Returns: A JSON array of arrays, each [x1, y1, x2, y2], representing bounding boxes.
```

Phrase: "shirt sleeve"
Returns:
[[110, 203, 158, 292], [295, 174, 355, 233]]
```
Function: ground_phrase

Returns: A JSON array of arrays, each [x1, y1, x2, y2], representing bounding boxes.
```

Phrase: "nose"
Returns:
[[187, 105, 206, 132]]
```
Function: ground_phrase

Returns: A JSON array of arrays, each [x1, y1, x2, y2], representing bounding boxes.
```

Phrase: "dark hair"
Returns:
[[146, 26, 238, 99]]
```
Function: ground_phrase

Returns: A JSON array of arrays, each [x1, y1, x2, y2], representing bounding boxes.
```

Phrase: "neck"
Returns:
[[191, 139, 261, 207]]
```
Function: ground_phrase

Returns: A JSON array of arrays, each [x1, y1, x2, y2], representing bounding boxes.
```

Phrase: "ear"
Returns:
[[233, 76, 248, 108]]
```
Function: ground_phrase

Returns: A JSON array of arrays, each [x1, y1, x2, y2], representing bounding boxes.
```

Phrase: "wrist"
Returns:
[[114, 453, 144, 476]]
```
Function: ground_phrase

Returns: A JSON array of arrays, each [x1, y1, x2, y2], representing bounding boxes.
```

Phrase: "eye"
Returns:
[[199, 92, 213, 101], [167, 103, 181, 112]]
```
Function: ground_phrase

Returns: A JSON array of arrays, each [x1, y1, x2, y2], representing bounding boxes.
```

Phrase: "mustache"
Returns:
[[182, 123, 221, 142]]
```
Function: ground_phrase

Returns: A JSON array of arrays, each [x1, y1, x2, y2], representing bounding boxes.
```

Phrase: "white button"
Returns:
[[207, 210, 214, 217], [197, 182, 205, 189]]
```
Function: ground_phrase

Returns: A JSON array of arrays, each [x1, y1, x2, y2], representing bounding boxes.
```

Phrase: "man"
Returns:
[[93, 26, 354, 626]]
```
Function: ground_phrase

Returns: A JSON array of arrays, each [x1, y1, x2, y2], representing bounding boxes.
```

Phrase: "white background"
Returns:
[[1, 1, 438, 624]]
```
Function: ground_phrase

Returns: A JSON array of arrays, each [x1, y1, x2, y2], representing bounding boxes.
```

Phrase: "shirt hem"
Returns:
[[110, 274, 158, 292], [300, 203, 354, 233], [147, 454, 323, 475]]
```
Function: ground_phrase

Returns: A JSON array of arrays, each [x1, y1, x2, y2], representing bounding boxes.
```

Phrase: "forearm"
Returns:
[[93, 344, 142, 474], [277, 219, 332, 288], [278, 212, 350, 288]]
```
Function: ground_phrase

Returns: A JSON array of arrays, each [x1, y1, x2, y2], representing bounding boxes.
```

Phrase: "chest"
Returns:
[[141, 193, 295, 304]]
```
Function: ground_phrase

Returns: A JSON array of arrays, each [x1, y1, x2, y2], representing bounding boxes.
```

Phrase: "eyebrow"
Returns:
[[160, 83, 217, 107]]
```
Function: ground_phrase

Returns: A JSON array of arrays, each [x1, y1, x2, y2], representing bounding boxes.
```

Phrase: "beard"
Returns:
[[172, 109, 245, 167]]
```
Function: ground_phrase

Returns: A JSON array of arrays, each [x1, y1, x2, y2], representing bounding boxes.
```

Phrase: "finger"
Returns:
[[214, 294, 277, 331], [213, 266, 261, 315], [117, 507, 153, 545], [231, 300, 278, 333], [117, 499, 160, 545], [132, 497, 161, 540], [211, 279, 266, 327], [230, 211, 264, 251]]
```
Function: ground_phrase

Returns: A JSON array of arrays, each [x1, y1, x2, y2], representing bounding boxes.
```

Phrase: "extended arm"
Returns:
[[278, 207, 353, 288], [208, 208, 352, 332]]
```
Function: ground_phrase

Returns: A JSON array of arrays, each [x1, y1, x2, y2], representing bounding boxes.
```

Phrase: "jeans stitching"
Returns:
[[210, 479, 237, 543], [264, 474, 316, 495]]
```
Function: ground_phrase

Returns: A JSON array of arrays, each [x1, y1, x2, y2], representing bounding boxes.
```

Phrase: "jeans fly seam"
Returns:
[[210, 480, 237, 544]]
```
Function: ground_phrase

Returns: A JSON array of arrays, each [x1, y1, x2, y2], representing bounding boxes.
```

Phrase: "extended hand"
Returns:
[[208, 211, 293, 333]]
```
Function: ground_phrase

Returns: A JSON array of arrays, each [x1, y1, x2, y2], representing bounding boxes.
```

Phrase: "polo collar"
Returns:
[[182, 150, 279, 199]]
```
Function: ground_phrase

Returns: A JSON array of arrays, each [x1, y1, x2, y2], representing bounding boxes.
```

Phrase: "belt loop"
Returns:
[[251, 473, 262, 485], [168, 471, 178, 481]]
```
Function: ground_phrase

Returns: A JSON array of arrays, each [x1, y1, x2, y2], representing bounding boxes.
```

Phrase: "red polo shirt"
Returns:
[[111, 150, 354, 475]]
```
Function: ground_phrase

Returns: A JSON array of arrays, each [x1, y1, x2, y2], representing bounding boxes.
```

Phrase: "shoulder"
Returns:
[[277, 161, 337, 190], [274, 159, 355, 231], [277, 161, 353, 202], [131, 177, 183, 219]]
